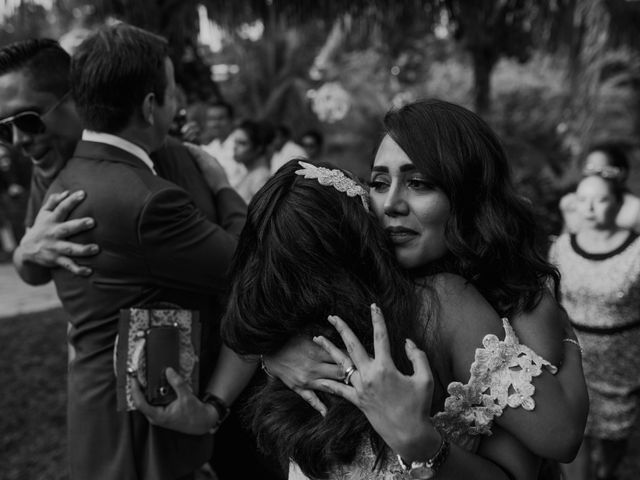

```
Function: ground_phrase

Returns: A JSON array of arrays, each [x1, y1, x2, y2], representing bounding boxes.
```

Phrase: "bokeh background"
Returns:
[[2, 1, 640, 479]]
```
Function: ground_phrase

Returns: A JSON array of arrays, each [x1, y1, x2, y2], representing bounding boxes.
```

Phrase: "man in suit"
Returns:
[[0, 27, 262, 480]]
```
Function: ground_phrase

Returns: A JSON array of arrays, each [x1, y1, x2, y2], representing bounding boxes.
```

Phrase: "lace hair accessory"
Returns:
[[295, 161, 369, 211], [582, 164, 624, 181]]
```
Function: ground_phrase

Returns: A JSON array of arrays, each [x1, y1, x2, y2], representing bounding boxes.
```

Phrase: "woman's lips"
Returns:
[[385, 226, 419, 244]]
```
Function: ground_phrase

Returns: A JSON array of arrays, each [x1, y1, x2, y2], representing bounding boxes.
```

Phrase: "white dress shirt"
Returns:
[[82, 130, 157, 175]]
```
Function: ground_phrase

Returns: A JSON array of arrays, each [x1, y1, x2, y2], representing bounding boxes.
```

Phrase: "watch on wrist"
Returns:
[[397, 436, 450, 479], [201, 392, 230, 434]]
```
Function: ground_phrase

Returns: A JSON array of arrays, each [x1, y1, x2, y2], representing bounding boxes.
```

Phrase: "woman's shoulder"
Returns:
[[428, 273, 501, 326], [423, 273, 507, 380]]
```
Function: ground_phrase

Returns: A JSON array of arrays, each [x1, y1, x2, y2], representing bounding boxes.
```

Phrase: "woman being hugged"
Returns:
[[265, 100, 589, 477]]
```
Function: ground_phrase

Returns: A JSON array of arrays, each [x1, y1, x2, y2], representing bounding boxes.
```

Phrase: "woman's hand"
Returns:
[[263, 336, 344, 416], [314, 304, 440, 462]]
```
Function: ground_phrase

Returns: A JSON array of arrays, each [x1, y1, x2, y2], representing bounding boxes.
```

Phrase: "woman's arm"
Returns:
[[436, 274, 587, 462], [314, 304, 539, 480]]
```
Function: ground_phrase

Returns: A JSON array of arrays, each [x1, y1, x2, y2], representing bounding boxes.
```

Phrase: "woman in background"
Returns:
[[560, 142, 640, 233], [550, 173, 640, 480]]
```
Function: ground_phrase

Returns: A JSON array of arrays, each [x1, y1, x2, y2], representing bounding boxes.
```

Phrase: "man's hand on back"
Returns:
[[17, 190, 99, 276]]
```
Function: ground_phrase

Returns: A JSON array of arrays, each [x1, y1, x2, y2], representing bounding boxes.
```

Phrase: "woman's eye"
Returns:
[[369, 179, 389, 191], [407, 178, 433, 190]]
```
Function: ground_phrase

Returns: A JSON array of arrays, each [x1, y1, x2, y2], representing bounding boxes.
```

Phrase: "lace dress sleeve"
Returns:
[[433, 318, 558, 448]]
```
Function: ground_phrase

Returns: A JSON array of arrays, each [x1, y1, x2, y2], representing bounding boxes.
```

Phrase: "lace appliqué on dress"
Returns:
[[433, 318, 558, 446]]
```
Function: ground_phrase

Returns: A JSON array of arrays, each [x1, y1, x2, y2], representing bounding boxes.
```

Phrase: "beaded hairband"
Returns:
[[294, 161, 369, 211], [582, 164, 624, 181]]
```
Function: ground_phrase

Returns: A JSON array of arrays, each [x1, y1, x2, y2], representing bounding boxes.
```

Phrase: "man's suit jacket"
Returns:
[[47, 139, 245, 480]]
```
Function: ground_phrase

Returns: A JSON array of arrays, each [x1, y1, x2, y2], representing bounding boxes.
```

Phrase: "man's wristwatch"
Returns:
[[397, 435, 450, 479], [201, 392, 230, 434]]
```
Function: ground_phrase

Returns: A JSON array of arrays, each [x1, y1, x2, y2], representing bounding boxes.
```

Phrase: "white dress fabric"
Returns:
[[289, 319, 557, 479]]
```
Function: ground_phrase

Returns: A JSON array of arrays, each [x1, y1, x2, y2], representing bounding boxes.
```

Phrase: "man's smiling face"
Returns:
[[0, 70, 81, 177]]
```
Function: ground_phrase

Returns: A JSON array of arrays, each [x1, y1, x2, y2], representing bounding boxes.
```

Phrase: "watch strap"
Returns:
[[201, 392, 230, 434]]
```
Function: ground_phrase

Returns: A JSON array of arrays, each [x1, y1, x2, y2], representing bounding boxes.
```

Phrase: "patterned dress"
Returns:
[[289, 319, 557, 479], [549, 232, 640, 440]]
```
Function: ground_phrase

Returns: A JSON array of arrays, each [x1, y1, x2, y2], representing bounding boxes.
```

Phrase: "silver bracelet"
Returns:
[[562, 338, 583, 355], [397, 435, 450, 479]]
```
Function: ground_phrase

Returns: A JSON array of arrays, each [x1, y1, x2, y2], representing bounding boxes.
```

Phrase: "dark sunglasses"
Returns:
[[0, 92, 70, 145]]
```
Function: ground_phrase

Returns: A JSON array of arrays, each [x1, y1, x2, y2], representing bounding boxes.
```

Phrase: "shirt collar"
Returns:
[[81, 130, 157, 174]]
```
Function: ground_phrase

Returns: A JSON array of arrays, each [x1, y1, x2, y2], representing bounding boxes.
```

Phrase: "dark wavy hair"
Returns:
[[222, 160, 424, 478], [70, 23, 168, 134], [0, 38, 70, 98], [382, 99, 559, 317]]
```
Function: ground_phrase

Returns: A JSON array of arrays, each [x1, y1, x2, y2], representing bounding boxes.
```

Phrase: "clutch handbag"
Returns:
[[114, 303, 201, 411]]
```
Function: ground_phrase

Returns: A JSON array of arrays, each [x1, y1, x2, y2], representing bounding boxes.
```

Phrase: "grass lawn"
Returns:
[[1, 307, 640, 480], [0, 308, 69, 480]]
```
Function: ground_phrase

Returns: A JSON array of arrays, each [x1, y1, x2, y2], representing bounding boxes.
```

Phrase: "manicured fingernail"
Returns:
[[74, 190, 85, 199], [406, 338, 416, 348], [85, 219, 94, 227]]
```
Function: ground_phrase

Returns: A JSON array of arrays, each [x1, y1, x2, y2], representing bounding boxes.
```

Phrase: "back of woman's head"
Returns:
[[222, 160, 420, 477], [383, 99, 558, 316]]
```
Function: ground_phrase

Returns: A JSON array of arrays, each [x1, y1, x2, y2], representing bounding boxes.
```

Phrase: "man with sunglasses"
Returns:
[[1, 35, 281, 480]]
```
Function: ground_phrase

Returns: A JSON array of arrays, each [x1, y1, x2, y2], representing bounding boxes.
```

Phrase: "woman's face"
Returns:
[[370, 135, 451, 270], [233, 128, 258, 165], [575, 175, 619, 230]]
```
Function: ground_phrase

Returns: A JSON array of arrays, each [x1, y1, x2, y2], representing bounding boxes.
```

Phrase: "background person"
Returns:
[[232, 119, 273, 203], [550, 173, 640, 480], [268, 123, 307, 174], [559, 142, 640, 234], [201, 100, 246, 188], [298, 129, 323, 162]]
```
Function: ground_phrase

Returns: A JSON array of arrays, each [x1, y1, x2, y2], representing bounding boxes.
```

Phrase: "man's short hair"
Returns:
[[207, 100, 234, 120], [0, 39, 70, 99], [70, 23, 169, 133]]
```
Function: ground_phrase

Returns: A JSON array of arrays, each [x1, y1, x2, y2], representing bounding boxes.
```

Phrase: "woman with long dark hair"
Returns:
[[264, 100, 588, 478]]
